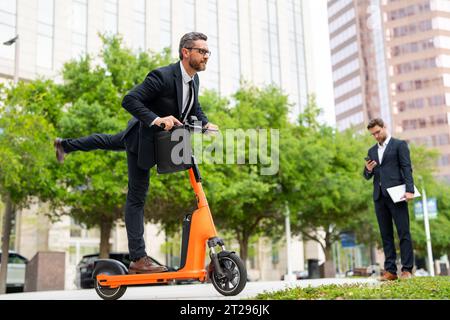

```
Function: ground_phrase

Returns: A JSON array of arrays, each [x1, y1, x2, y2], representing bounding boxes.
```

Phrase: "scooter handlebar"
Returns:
[[158, 122, 218, 134]]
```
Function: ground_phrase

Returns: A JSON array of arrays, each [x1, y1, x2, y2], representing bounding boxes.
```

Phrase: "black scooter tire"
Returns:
[[94, 263, 127, 300], [211, 253, 247, 296]]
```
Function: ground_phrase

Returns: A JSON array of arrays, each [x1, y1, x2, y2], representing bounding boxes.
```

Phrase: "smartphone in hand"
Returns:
[[364, 156, 371, 162]]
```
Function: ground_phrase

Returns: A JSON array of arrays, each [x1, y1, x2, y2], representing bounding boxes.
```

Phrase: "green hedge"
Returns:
[[255, 277, 450, 300]]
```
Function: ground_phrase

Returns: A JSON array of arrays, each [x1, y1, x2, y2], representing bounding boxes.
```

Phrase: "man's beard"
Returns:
[[189, 59, 206, 71]]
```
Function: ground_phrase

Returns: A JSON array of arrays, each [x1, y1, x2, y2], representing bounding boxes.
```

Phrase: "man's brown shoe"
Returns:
[[400, 271, 413, 279], [54, 138, 66, 163], [129, 256, 168, 274], [379, 271, 398, 281]]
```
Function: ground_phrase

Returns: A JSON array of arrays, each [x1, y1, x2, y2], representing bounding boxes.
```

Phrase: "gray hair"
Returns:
[[178, 32, 208, 60]]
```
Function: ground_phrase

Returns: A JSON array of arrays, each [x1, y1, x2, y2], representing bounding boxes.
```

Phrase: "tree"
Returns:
[[0, 96, 56, 294]]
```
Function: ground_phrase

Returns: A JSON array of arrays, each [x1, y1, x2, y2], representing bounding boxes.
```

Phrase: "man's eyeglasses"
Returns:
[[371, 129, 382, 137], [186, 47, 211, 57]]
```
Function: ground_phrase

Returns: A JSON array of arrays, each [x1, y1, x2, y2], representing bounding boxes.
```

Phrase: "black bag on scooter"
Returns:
[[155, 127, 193, 174]]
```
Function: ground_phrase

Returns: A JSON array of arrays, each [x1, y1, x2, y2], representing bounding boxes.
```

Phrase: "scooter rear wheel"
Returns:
[[94, 263, 127, 300], [211, 253, 247, 296]]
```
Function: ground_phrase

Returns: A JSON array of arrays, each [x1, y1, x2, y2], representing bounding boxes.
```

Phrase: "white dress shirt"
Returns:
[[151, 62, 195, 126], [377, 135, 391, 164], [179, 61, 195, 116]]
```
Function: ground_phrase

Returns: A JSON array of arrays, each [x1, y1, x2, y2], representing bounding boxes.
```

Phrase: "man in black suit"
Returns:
[[363, 118, 414, 281], [55, 32, 218, 273]]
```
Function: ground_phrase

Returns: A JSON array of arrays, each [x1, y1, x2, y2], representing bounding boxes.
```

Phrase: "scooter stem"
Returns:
[[189, 168, 208, 208]]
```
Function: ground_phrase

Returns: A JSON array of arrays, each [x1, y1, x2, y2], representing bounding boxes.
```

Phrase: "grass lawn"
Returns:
[[254, 276, 450, 300]]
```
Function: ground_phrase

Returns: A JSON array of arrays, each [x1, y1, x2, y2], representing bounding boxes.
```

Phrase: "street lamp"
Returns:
[[284, 202, 296, 281], [418, 176, 435, 276], [3, 35, 20, 84]]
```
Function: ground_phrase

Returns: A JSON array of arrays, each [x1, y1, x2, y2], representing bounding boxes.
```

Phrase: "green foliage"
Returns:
[[0, 98, 56, 205], [254, 276, 450, 300], [5, 79, 63, 127]]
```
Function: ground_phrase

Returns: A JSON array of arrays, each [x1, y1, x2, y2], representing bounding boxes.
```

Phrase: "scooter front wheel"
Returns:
[[211, 253, 247, 296]]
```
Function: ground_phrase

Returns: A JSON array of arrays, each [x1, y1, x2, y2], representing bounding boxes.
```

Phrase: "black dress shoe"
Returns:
[[54, 138, 66, 163]]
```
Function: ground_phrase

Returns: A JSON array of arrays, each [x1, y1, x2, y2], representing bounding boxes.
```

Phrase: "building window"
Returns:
[[396, 77, 442, 92], [397, 98, 424, 112], [330, 24, 356, 50], [388, 2, 430, 21], [267, 0, 281, 85], [184, 0, 195, 31], [337, 111, 364, 131], [438, 154, 450, 166], [334, 76, 361, 98], [72, 0, 88, 58], [160, 0, 171, 50], [104, 0, 118, 35], [392, 19, 432, 37], [333, 59, 359, 82], [0, 0, 17, 60], [391, 38, 434, 56], [328, 0, 352, 19], [331, 42, 358, 66], [335, 93, 363, 115], [428, 95, 446, 106], [204, 0, 219, 91], [261, 0, 281, 85], [288, 0, 308, 114], [36, 0, 54, 69], [329, 7, 355, 34], [402, 115, 448, 131], [395, 58, 437, 74], [229, 0, 241, 92], [133, 0, 146, 51]]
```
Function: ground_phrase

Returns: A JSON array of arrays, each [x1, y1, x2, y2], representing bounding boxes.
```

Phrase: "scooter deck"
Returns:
[[97, 269, 208, 288]]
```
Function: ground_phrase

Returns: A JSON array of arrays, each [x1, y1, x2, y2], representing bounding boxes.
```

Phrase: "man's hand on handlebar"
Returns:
[[155, 116, 183, 131], [203, 122, 219, 132]]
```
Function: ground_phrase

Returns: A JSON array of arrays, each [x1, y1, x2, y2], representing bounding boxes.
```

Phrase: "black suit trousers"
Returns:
[[61, 129, 151, 260], [374, 193, 414, 273], [125, 150, 150, 261], [61, 131, 126, 153]]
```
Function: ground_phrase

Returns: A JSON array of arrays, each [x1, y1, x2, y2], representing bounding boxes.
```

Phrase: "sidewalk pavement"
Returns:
[[0, 277, 378, 300]]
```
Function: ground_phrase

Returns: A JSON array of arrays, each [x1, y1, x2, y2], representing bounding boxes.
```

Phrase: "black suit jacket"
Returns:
[[363, 137, 414, 201], [121, 61, 208, 169]]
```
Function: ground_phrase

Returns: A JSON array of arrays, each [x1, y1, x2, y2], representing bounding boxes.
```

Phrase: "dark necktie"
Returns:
[[181, 80, 194, 122]]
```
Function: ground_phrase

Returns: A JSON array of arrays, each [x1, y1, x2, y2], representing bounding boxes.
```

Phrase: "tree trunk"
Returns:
[[321, 237, 336, 278], [324, 244, 333, 262], [0, 194, 13, 294], [370, 242, 377, 265], [323, 232, 334, 262], [99, 219, 112, 259], [237, 233, 249, 265]]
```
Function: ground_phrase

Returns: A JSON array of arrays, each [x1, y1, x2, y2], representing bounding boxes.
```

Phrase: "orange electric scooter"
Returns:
[[93, 120, 247, 300]]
